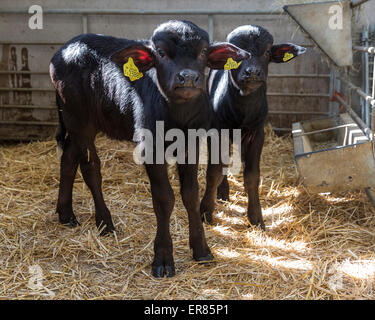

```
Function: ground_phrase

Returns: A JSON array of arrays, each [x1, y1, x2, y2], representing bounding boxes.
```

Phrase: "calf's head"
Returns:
[[112, 20, 250, 103], [226, 25, 306, 95]]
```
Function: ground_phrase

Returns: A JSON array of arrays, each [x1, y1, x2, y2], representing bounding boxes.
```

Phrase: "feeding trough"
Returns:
[[292, 113, 374, 193], [285, 0, 375, 195]]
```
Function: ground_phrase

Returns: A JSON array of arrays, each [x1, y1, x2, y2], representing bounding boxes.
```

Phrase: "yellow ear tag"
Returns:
[[123, 57, 143, 81], [283, 52, 294, 62], [224, 58, 242, 70]]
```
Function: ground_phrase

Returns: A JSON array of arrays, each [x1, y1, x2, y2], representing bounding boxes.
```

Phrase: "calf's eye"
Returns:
[[200, 48, 208, 57], [157, 48, 165, 58]]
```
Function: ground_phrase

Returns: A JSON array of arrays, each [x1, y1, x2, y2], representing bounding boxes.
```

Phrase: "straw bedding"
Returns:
[[1, 125, 375, 300]]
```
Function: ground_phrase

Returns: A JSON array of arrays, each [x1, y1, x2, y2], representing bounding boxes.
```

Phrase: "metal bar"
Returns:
[[0, 71, 48, 75], [363, 27, 370, 126], [364, 187, 375, 208], [268, 74, 330, 78], [82, 14, 88, 33], [339, 77, 375, 107], [0, 40, 313, 46], [0, 107, 328, 115], [0, 42, 63, 45], [0, 41, 315, 47], [271, 127, 292, 132], [335, 77, 341, 115], [268, 111, 329, 115], [0, 71, 329, 78], [267, 93, 330, 97], [0, 87, 329, 97], [372, 55, 375, 138], [208, 15, 214, 43], [0, 87, 54, 92], [0, 120, 58, 126], [0, 136, 52, 141], [329, 69, 335, 116], [360, 27, 369, 123], [0, 104, 55, 110], [294, 123, 357, 138], [351, 0, 370, 8], [334, 94, 372, 137], [0, 9, 285, 15], [353, 46, 375, 54]]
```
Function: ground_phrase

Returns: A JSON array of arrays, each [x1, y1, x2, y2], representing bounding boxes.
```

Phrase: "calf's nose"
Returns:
[[243, 67, 262, 80], [176, 69, 200, 86]]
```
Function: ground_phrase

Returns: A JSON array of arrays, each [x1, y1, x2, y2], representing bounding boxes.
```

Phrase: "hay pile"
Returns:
[[1, 126, 375, 300]]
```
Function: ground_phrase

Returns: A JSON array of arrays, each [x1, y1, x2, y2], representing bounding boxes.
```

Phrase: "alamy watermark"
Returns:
[[28, 264, 55, 297], [28, 5, 43, 30], [328, 3, 343, 30], [133, 121, 242, 175]]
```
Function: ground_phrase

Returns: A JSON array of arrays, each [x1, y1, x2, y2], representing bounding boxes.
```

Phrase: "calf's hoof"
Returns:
[[59, 214, 80, 228], [200, 202, 214, 224], [96, 220, 115, 236], [247, 217, 265, 231], [152, 264, 176, 278], [217, 191, 230, 201], [201, 211, 213, 224], [194, 252, 214, 264]]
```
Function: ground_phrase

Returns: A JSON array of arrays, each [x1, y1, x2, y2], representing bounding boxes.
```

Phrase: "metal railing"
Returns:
[[331, 45, 375, 139]]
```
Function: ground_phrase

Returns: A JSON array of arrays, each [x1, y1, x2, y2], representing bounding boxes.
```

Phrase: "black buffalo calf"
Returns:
[[200, 25, 306, 230], [49, 20, 249, 277]]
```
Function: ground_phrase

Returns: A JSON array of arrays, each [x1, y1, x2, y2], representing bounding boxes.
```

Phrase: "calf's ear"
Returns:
[[271, 43, 306, 63], [207, 42, 250, 70], [111, 43, 155, 73]]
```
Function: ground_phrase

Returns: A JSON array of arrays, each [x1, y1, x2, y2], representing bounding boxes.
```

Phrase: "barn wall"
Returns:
[[0, 0, 374, 140]]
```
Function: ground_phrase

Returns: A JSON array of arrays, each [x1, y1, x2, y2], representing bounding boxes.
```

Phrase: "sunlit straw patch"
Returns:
[[263, 203, 294, 217], [215, 248, 241, 259], [211, 225, 238, 239], [336, 259, 375, 280], [247, 232, 309, 254], [247, 253, 313, 271]]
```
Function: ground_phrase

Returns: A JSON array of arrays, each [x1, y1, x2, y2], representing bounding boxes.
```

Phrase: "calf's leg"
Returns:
[[178, 163, 213, 262], [79, 141, 115, 235], [243, 129, 265, 230], [145, 164, 175, 278], [56, 135, 80, 226], [200, 162, 224, 224], [217, 175, 230, 201]]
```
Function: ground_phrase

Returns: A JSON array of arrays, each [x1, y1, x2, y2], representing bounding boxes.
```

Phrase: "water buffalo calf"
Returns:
[[49, 20, 249, 277], [200, 25, 306, 230]]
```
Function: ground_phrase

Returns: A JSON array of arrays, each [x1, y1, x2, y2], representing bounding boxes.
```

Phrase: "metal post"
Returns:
[[82, 14, 88, 33], [208, 15, 214, 43], [339, 77, 375, 107], [365, 187, 375, 207], [335, 76, 341, 115], [372, 55, 375, 135], [329, 68, 335, 116], [351, 0, 370, 8], [362, 26, 370, 126]]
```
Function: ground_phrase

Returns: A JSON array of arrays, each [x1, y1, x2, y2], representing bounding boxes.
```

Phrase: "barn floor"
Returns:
[[1, 126, 375, 300]]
